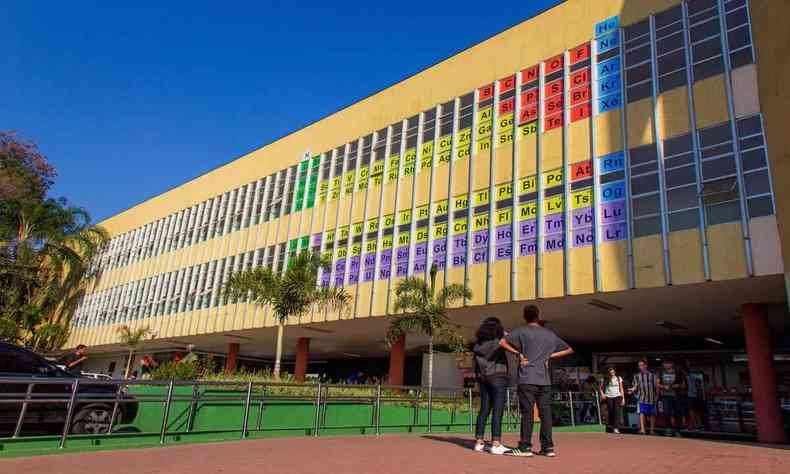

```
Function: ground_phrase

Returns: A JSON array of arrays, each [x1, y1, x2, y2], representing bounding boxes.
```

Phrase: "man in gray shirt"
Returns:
[[500, 305, 573, 457]]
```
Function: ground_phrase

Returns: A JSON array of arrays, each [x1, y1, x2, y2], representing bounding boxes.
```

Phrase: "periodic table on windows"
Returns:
[[72, 0, 778, 331]]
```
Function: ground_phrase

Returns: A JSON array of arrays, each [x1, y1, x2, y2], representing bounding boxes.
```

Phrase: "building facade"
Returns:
[[67, 0, 789, 442]]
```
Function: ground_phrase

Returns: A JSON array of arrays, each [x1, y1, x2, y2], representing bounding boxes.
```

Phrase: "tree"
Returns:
[[117, 325, 151, 378], [0, 198, 108, 350], [387, 264, 470, 393], [0, 132, 56, 202], [223, 251, 350, 379]]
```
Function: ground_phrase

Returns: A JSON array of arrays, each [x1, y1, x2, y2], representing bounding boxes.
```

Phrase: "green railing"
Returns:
[[0, 377, 602, 456]]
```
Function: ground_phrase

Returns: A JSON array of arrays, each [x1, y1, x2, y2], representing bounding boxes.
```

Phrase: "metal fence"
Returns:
[[0, 377, 602, 449]]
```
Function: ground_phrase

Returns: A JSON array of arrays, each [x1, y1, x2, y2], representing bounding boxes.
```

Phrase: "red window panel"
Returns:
[[570, 68, 590, 88], [544, 94, 564, 115], [520, 88, 539, 107], [478, 84, 494, 101], [570, 43, 591, 64], [545, 54, 564, 75], [498, 75, 516, 94], [521, 65, 539, 84], [569, 160, 593, 181], [519, 104, 538, 124], [499, 97, 515, 115], [570, 86, 591, 106], [570, 103, 591, 122], [544, 78, 563, 98], [545, 113, 564, 131]]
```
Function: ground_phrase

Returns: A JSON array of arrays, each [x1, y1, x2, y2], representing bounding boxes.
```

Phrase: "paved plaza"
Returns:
[[3, 432, 789, 474]]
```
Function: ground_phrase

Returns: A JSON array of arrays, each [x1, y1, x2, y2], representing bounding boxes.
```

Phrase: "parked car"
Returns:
[[0, 342, 138, 437]]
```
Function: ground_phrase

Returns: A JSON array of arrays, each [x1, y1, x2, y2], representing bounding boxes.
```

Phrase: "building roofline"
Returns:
[[100, 1, 567, 225]]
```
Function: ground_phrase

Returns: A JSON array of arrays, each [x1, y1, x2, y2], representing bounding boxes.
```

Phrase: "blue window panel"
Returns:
[[595, 16, 620, 38], [601, 181, 626, 202]]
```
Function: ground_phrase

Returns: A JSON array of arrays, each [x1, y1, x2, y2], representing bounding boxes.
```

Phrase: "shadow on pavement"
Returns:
[[421, 435, 479, 450]]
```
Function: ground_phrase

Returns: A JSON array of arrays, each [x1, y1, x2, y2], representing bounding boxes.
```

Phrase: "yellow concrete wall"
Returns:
[[751, 0, 790, 270], [74, 0, 790, 349]]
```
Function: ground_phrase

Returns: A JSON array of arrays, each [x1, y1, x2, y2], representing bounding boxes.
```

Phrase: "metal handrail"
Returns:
[[0, 377, 601, 448]]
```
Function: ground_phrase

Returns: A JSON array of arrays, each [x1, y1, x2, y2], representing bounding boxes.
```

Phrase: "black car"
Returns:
[[0, 342, 138, 437]]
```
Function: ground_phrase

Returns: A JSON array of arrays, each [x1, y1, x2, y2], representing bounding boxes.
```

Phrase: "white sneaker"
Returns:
[[474, 442, 486, 452], [489, 444, 510, 455], [613, 428, 621, 434]]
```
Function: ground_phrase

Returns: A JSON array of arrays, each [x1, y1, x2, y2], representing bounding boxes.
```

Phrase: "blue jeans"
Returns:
[[475, 377, 508, 441]]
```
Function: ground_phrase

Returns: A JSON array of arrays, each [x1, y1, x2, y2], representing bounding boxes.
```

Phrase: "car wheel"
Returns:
[[71, 406, 113, 434]]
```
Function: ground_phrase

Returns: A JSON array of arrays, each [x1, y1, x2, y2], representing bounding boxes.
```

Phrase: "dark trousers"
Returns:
[[606, 396, 623, 429], [517, 384, 553, 451], [475, 377, 508, 440]]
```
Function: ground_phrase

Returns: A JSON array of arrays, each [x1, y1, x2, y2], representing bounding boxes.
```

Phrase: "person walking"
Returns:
[[657, 359, 685, 436], [472, 317, 511, 455], [684, 363, 705, 431], [600, 367, 625, 433], [629, 359, 659, 435], [500, 305, 574, 457]]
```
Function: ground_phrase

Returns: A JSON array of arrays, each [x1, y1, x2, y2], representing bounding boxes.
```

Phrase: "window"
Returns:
[[0, 347, 55, 375], [737, 115, 774, 218], [270, 172, 285, 219], [234, 186, 246, 230], [284, 165, 297, 214], [624, 18, 653, 103], [688, 1, 726, 82], [724, 0, 754, 67], [630, 143, 662, 236]]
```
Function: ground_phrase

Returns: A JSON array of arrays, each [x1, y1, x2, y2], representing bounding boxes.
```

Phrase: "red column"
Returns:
[[295, 337, 310, 382], [741, 303, 787, 444], [388, 335, 406, 386], [225, 343, 239, 372]]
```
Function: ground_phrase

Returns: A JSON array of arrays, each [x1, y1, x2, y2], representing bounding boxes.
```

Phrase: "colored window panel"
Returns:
[[545, 95, 563, 115], [520, 104, 538, 124], [570, 161, 593, 181], [571, 103, 591, 122], [570, 87, 591, 106], [545, 114, 564, 131], [570, 68, 590, 88], [478, 84, 494, 101], [571, 43, 591, 64], [521, 88, 539, 106], [545, 54, 564, 75], [543, 169, 564, 188], [521, 65, 539, 84], [544, 78, 563, 98], [499, 75, 516, 93], [499, 97, 515, 115], [595, 16, 619, 38]]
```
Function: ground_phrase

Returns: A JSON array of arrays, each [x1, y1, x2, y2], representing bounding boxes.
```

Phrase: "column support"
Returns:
[[741, 303, 786, 444], [225, 343, 239, 372], [295, 337, 311, 382], [388, 334, 406, 386]]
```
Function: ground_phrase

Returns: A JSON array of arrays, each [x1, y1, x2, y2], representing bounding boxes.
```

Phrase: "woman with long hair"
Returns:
[[472, 317, 511, 454], [600, 366, 625, 433]]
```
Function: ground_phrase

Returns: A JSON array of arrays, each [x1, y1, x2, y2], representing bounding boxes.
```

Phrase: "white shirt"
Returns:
[[604, 375, 623, 398]]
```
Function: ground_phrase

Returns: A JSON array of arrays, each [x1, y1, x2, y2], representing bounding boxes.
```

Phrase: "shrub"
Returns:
[[149, 360, 200, 380]]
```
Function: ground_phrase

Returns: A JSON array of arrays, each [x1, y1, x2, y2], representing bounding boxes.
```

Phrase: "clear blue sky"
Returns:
[[2, 0, 563, 222]]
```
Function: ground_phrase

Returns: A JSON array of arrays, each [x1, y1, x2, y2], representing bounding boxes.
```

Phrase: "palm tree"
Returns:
[[0, 198, 108, 350], [223, 251, 350, 379], [117, 325, 151, 378], [388, 264, 470, 392]]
